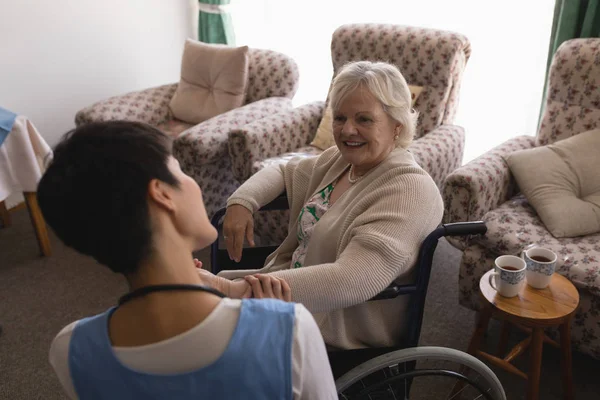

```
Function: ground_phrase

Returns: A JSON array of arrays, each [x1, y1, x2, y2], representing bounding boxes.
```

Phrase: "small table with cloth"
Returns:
[[0, 107, 53, 256]]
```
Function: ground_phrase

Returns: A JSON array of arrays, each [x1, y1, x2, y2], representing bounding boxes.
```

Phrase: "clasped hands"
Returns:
[[194, 259, 291, 302]]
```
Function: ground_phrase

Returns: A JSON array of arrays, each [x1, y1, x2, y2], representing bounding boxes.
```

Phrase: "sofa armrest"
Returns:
[[229, 101, 325, 182], [74, 83, 178, 126], [443, 134, 535, 229], [173, 97, 293, 166], [409, 124, 465, 188]]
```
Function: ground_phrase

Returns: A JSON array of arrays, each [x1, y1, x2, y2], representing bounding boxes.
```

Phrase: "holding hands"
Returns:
[[195, 259, 252, 298], [245, 274, 292, 302], [194, 259, 290, 302]]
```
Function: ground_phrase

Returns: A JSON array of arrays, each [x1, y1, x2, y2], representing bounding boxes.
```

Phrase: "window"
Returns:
[[231, 0, 555, 162]]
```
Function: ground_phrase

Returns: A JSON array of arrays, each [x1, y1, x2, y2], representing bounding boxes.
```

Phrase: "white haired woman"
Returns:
[[204, 60, 443, 351]]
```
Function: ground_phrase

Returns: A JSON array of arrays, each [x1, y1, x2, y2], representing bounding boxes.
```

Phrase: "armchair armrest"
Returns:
[[173, 97, 292, 166], [229, 101, 325, 182], [74, 83, 178, 126], [442, 135, 535, 248], [409, 124, 466, 188]]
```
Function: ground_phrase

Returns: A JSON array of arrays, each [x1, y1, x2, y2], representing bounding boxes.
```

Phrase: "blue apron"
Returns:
[[68, 299, 295, 399]]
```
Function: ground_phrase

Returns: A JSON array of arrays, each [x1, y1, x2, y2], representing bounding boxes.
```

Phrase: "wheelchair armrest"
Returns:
[[258, 192, 289, 212], [370, 221, 486, 302], [370, 284, 417, 301], [210, 193, 289, 274], [370, 284, 403, 301], [211, 192, 289, 228]]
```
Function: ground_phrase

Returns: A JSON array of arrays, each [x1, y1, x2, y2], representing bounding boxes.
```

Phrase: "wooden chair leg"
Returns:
[[467, 304, 493, 356], [497, 320, 511, 356], [560, 317, 574, 400], [24, 192, 51, 257], [527, 328, 544, 400], [0, 200, 11, 228]]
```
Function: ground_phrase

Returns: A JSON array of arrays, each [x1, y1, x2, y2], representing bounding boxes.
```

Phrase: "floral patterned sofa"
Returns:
[[226, 24, 471, 244], [443, 39, 600, 359], [75, 48, 299, 219]]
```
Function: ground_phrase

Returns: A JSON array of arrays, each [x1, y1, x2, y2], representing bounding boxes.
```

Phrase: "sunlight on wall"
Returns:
[[231, 0, 555, 163]]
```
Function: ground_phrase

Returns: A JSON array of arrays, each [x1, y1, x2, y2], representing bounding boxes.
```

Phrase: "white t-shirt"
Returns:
[[49, 298, 337, 399]]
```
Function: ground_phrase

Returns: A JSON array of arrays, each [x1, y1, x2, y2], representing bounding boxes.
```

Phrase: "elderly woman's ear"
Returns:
[[394, 125, 402, 141]]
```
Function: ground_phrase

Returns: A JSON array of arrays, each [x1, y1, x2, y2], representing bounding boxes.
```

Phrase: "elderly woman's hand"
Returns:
[[245, 274, 291, 302], [223, 204, 255, 263], [195, 259, 252, 299]]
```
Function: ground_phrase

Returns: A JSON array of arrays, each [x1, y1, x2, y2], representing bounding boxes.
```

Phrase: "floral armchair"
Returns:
[[443, 39, 600, 359], [226, 24, 470, 244], [75, 48, 299, 218], [229, 24, 471, 188]]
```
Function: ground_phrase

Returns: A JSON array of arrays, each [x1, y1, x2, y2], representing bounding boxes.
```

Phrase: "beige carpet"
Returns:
[[0, 207, 598, 399]]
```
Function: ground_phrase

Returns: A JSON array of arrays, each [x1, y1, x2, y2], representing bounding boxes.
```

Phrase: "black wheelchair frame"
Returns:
[[210, 193, 486, 378]]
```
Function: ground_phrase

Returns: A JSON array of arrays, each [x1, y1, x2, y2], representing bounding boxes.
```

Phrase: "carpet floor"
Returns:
[[1, 207, 598, 399]]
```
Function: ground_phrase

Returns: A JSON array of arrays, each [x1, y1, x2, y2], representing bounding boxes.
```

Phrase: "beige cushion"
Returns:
[[310, 85, 423, 151], [505, 129, 600, 238], [156, 119, 193, 138], [169, 39, 249, 124]]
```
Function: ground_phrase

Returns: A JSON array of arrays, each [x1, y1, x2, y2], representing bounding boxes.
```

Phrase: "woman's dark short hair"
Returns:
[[37, 121, 179, 274]]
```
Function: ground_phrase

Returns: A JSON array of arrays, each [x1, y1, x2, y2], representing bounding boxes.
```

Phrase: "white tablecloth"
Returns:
[[0, 116, 53, 202]]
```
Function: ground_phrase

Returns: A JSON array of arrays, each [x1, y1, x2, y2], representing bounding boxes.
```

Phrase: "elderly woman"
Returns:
[[208, 61, 444, 350]]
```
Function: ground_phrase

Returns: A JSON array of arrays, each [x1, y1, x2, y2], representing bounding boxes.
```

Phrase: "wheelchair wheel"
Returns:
[[336, 346, 506, 400]]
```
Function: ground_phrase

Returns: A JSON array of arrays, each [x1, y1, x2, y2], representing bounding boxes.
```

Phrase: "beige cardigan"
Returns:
[[219, 147, 443, 349]]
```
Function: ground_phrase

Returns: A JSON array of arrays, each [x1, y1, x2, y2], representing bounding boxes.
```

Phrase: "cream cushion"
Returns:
[[169, 39, 249, 124], [505, 129, 600, 238], [310, 85, 423, 150]]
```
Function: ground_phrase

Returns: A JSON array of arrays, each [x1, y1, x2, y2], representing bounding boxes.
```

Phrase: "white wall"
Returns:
[[0, 0, 197, 147]]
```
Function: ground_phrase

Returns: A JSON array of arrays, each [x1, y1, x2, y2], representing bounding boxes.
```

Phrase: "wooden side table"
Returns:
[[0, 112, 52, 257], [467, 270, 579, 400], [0, 194, 51, 257]]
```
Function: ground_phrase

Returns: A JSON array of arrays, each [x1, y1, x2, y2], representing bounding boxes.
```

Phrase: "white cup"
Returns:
[[522, 247, 557, 289], [489, 255, 526, 298]]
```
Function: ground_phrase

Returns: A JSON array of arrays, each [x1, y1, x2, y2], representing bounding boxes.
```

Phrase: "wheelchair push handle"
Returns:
[[442, 221, 487, 237]]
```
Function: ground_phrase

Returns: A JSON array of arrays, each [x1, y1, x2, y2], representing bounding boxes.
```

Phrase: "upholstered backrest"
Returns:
[[244, 48, 300, 104], [537, 39, 600, 146], [330, 24, 471, 138]]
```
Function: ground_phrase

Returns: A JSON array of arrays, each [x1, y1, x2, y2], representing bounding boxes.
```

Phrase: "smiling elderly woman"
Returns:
[[208, 60, 444, 350]]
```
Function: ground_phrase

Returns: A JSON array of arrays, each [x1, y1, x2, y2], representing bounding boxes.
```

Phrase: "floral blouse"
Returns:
[[290, 183, 335, 268]]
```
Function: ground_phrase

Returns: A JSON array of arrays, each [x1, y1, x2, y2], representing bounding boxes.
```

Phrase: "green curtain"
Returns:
[[539, 0, 600, 122], [198, 0, 236, 45]]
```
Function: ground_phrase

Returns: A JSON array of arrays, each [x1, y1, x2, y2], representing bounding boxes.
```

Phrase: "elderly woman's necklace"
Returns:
[[348, 165, 363, 184]]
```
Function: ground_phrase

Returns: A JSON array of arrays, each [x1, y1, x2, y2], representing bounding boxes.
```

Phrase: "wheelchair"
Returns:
[[210, 194, 506, 399]]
